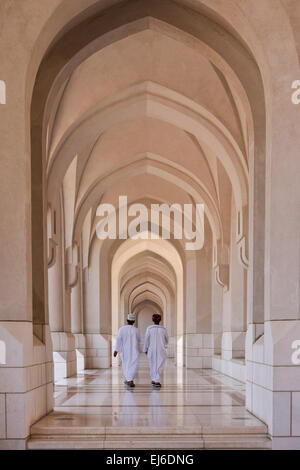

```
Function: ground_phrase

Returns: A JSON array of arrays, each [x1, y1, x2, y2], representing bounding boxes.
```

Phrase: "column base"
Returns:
[[0, 322, 53, 449], [0, 439, 27, 450], [272, 437, 300, 450], [184, 333, 214, 368], [51, 332, 77, 380], [73, 334, 86, 371], [74, 334, 111, 369], [212, 355, 246, 382], [221, 331, 246, 360], [246, 321, 300, 449], [212, 333, 222, 355]]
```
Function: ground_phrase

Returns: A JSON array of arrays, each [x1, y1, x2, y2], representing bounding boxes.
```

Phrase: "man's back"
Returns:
[[144, 321, 169, 386], [116, 325, 141, 353], [114, 314, 140, 386], [144, 325, 168, 353]]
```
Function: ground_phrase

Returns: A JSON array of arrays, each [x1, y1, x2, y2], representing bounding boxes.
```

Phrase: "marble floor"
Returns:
[[28, 358, 271, 449]]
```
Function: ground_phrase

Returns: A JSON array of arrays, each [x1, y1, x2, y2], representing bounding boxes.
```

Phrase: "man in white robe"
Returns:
[[114, 313, 141, 387], [143, 313, 168, 388]]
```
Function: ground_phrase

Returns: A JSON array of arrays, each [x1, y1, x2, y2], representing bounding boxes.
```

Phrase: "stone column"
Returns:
[[211, 257, 224, 371], [51, 243, 77, 380], [185, 222, 214, 369], [221, 199, 247, 363], [80, 261, 111, 369], [246, 78, 300, 449], [71, 274, 82, 334], [48, 234, 64, 333], [0, 14, 54, 446], [71, 258, 88, 372]]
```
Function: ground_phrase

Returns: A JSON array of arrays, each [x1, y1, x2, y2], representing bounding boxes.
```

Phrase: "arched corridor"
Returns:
[[0, 0, 300, 450]]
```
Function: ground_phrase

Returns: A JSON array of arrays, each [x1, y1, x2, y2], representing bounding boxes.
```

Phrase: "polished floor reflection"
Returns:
[[28, 358, 271, 449]]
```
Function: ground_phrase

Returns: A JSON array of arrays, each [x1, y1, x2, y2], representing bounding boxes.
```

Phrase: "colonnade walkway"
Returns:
[[28, 358, 271, 449]]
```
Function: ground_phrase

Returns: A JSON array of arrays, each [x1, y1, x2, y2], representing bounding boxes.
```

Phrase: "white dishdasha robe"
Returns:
[[115, 325, 141, 381], [143, 325, 168, 382]]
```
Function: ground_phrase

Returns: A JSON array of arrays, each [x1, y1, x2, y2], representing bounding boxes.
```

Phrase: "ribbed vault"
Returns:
[[33, 0, 275, 378]]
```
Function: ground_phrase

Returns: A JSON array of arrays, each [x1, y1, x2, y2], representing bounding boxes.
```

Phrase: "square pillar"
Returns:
[[0, 322, 53, 449], [74, 334, 111, 369], [51, 332, 76, 380], [246, 321, 300, 449], [184, 333, 214, 368], [222, 331, 246, 360]]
